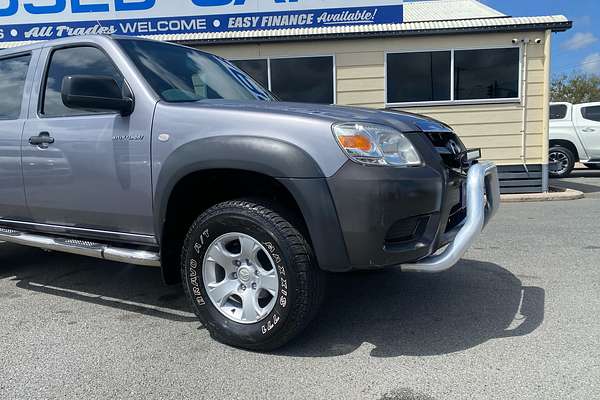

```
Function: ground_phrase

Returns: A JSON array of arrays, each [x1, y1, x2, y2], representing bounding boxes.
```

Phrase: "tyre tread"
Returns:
[[181, 199, 324, 351]]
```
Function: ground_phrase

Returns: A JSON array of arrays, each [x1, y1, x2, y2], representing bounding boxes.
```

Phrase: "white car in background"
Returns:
[[549, 102, 600, 177]]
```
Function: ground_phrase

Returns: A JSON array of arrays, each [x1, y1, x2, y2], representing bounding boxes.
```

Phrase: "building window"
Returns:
[[270, 57, 334, 104], [0, 54, 31, 120], [386, 47, 520, 105], [231, 59, 269, 88], [454, 48, 519, 100], [231, 56, 334, 104], [550, 104, 568, 120], [582, 106, 600, 122], [387, 51, 451, 103]]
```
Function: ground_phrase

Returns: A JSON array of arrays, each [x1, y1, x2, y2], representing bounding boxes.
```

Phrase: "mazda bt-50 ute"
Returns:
[[0, 36, 499, 350]]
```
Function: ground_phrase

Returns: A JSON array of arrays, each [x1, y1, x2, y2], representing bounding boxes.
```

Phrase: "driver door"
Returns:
[[21, 45, 154, 237]]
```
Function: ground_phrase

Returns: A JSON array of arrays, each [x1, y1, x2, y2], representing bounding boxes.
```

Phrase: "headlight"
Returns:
[[332, 122, 422, 167]]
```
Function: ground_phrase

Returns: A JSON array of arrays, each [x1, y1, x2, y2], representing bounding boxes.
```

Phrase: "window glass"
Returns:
[[231, 59, 269, 89], [270, 57, 334, 104], [0, 55, 31, 120], [454, 48, 519, 100], [387, 51, 451, 103], [43, 47, 124, 117], [582, 106, 600, 122], [118, 39, 273, 103], [550, 104, 568, 120]]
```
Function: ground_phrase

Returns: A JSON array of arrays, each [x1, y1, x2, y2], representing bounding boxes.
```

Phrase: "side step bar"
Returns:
[[0, 227, 161, 267]]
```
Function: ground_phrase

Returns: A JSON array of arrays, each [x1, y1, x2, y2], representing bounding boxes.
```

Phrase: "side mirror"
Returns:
[[61, 75, 134, 116]]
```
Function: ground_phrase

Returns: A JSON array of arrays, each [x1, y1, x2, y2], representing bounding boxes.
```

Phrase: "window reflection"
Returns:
[[118, 39, 273, 102], [0, 55, 31, 120], [231, 59, 269, 88], [43, 47, 124, 117]]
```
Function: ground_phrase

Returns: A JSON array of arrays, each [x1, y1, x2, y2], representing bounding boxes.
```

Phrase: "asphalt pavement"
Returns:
[[551, 165, 600, 197], [1, 196, 599, 399]]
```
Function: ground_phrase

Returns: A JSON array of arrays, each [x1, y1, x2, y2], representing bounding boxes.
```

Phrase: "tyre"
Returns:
[[181, 200, 324, 351], [584, 163, 600, 170], [549, 146, 575, 178]]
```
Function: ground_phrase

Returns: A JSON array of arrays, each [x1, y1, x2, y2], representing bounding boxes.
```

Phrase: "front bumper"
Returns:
[[402, 161, 500, 273], [279, 157, 499, 273]]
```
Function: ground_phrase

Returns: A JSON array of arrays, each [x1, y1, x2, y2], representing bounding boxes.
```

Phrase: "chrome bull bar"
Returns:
[[401, 161, 500, 273]]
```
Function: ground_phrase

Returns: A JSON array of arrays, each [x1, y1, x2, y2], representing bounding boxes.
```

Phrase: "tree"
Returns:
[[551, 73, 600, 104]]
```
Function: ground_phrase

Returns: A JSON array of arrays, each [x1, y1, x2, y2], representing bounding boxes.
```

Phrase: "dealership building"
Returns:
[[0, 0, 572, 193]]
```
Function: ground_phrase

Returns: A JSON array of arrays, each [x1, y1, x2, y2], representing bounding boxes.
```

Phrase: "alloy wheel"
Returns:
[[549, 150, 570, 176], [202, 232, 279, 324]]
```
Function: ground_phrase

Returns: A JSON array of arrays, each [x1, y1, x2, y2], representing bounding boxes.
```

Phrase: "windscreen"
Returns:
[[117, 39, 274, 103]]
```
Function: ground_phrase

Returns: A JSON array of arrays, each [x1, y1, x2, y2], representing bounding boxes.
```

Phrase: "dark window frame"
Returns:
[[386, 50, 452, 103], [230, 58, 269, 89], [550, 104, 569, 120], [581, 105, 600, 123], [38, 44, 130, 119], [385, 47, 522, 106], [229, 55, 336, 104], [0, 52, 33, 121]]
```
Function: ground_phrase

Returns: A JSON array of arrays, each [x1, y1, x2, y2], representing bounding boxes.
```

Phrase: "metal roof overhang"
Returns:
[[0, 16, 572, 48], [167, 16, 573, 46]]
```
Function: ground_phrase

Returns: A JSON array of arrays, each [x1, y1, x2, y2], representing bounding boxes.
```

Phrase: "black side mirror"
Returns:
[[61, 75, 134, 116]]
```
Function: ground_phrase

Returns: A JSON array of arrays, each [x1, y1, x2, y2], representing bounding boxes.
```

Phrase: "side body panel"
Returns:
[[20, 38, 159, 238], [151, 102, 350, 240], [549, 103, 589, 161], [573, 103, 600, 159], [0, 49, 40, 220]]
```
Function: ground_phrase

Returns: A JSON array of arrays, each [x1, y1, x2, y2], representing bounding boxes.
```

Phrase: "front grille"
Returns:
[[445, 204, 466, 232], [423, 131, 467, 169]]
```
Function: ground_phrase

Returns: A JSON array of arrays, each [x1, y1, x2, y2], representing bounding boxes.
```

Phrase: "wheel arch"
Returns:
[[549, 139, 580, 161], [154, 136, 348, 284]]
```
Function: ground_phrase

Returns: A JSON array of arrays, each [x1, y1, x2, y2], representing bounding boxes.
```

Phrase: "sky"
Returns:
[[480, 0, 600, 77]]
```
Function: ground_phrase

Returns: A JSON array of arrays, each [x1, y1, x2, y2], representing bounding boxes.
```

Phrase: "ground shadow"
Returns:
[[0, 243, 197, 323], [1, 244, 544, 357], [551, 167, 600, 194], [278, 259, 545, 358]]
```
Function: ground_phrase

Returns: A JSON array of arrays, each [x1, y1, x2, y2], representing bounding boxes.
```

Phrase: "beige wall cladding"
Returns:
[[337, 78, 385, 92], [198, 30, 551, 166], [336, 65, 384, 80]]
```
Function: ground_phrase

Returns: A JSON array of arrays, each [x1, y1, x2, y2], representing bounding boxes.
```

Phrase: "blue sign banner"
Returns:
[[0, 1, 404, 43]]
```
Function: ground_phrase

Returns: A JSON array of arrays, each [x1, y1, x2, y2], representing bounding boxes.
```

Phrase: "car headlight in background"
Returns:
[[332, 122, 422, 167]]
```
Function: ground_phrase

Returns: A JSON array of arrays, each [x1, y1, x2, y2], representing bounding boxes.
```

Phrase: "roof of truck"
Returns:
[[0, 35, 158, 55]]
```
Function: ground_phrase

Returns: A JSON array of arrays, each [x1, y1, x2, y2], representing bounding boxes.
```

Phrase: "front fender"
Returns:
[[154, 135, 325, 243]]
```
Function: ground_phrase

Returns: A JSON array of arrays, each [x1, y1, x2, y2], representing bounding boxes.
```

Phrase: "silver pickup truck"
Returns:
[[0, 35, 499, 350]]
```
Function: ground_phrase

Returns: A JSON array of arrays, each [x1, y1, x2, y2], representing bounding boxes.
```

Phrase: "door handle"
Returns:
[[581, 128, 595, 133], [29, 132, 55, 149]]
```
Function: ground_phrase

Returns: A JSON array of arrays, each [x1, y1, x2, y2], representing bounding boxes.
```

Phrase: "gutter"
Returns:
[[178, 21, 573, 46]]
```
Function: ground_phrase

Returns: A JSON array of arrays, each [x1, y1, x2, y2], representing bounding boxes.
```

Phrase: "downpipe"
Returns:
[[0, 228, 161, 267], [520, 39, 529, 167], [401, 161, 500, 273]]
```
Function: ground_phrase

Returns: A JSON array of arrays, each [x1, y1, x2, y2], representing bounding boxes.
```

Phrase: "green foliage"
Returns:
[[551, 73, 600, 104]]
